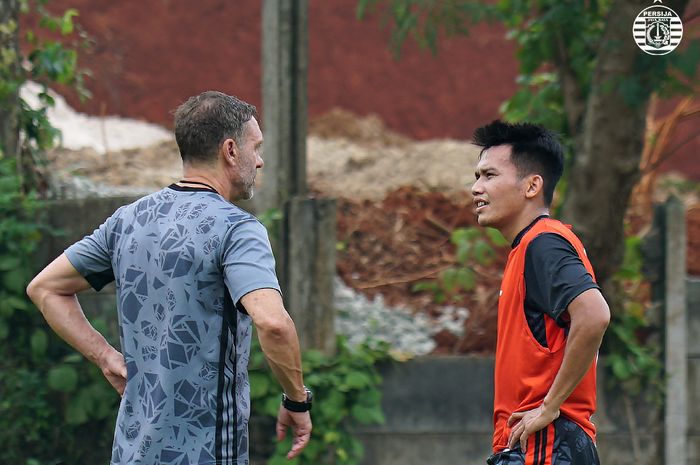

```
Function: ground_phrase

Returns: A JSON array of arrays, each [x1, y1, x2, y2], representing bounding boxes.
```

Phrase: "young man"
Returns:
[[470, 120, 610, 465], [27, 91, 312, 464]]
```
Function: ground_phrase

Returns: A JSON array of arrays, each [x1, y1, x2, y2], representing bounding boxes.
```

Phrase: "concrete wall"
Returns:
[[353, 357, 494, 465], [351, 357, 665, 465]]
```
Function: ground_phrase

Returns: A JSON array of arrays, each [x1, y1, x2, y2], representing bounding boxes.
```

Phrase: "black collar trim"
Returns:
[[511, 214, 550, 248], [167, 183, 218, 194]]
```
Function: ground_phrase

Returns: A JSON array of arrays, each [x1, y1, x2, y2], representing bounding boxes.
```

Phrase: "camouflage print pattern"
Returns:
[[66, 186, 280, 465]]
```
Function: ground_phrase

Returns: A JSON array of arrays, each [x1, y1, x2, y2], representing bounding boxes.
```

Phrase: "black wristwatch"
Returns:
[[282, 387, 313, 412]]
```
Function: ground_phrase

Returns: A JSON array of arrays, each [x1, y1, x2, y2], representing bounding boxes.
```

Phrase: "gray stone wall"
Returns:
[[352, 357, 664, 465]]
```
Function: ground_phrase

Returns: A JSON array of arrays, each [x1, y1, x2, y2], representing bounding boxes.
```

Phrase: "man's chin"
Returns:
[[476, 215, 490, 227]]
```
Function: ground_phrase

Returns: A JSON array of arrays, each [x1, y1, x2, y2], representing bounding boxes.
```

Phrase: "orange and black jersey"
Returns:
[[516, 215, 599, 347], [493, 216, 599, 453]]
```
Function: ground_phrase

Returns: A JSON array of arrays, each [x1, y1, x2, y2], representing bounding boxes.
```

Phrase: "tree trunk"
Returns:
[[0, 0, 21, 158], [560, 0, 690, 294]]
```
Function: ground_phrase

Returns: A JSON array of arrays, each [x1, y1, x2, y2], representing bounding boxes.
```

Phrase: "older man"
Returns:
[[28, 91, 312, 465]]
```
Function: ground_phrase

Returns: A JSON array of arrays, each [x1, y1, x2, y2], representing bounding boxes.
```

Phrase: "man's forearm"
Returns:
[[257, 321, 306, 401], [542, 321, 605, 412], [33, 291, 114, 365], [543, 289, 610, 413]]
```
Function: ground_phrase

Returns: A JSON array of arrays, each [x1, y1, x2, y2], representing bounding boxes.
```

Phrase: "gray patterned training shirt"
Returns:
[[65, 184, 280, 465]]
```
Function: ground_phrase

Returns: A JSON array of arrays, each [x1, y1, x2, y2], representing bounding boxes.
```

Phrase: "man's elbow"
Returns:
[[256, 313, 296, 341], [26, 276, 40, 302], [571, 289, 610, 337], [591, 301, 611, 336], [26, 276, 45, 310]]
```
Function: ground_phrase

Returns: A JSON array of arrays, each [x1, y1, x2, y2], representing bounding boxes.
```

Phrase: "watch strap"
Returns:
[[282, 388, 313, 412]]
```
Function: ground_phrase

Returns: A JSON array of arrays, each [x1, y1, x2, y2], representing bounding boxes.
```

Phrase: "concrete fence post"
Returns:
[[259, 0, 336, 355], [663, 196, 687, 465], [281, 197, 337, 356]]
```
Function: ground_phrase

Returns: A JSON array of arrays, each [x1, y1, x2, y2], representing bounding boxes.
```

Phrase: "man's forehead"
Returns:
[[477, 145, 512, 167], [245, 117, 263, 141]]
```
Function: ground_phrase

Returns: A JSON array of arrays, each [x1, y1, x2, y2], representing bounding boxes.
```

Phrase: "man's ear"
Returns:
[[524, 174, 544, 199], [222, 138, 238, 165]]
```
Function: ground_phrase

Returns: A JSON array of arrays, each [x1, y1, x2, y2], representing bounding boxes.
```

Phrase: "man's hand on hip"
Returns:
[[507, 404, 560, 452], [276, 404, 312, 459], [98, 346, 127, 396]]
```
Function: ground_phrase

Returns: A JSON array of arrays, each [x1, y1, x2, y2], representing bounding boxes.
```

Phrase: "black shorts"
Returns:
[[486, 416, 600, 465]]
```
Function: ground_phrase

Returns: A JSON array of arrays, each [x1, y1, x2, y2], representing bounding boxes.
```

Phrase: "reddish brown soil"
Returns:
[[335, 187, 508, 353]]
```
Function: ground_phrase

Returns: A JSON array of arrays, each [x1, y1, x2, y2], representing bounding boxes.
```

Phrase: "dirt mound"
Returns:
[[48, 111, 481, 201], [307, 109, 480, 200], [336, 187, 507, 353], [49, 141, 182, 190], [308, 108, 410, 146]]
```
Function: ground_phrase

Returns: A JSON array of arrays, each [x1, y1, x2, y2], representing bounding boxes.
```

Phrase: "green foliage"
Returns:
[[1, 0, 90, 189], [0, 156, 119, 464], [357, 0, 700, 135], [603, 236, 664, 403], [23, 2, 89, 96], [0, 3, 117, 464], [412, 226, 507, 303], [357, 0, 497, 58], [250, 336, 393, 465], [258, 207, 284, 236], [0, 155, 120, 464]]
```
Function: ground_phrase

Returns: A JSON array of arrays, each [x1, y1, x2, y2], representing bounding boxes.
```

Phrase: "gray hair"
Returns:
[[174, 91, 257, 164]]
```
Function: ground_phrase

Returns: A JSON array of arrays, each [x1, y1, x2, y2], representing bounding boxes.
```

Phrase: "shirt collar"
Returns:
[[511, 214, 550, 248]]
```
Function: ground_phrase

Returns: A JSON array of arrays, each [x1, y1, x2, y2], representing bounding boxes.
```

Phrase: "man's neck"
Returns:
[[180, 166, 232, 201], [502, 208, 550, 244]]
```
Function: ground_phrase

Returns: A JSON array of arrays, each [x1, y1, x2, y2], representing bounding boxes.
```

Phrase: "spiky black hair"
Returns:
[[472, 120, 564, 206]]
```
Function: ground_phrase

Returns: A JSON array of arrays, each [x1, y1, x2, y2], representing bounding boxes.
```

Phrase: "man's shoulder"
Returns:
[[529, 231, 576, 253], [121, 188, 258, 223], [527, 218, 585, 249]]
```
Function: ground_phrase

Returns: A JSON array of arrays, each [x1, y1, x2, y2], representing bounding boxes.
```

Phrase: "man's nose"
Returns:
[[471, 178, 482, 196]]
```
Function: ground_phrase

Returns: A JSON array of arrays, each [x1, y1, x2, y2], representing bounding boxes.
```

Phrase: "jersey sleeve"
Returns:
[[221, 218, 281, 306], [524, 233, 599, 324], [64, 211, 120, 291]]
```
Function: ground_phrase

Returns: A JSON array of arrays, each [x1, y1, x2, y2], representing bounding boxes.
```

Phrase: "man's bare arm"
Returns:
[[507, 288, 610, 451], [27, 253, 127, 395], [241, 288, 311, 459], [242, 288, 307, 400]]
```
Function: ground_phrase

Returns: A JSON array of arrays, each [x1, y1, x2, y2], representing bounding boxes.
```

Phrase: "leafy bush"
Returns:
[[603, 235, 664, 403], [0, 154, 120, 464], [0, 3, 120, 464], [412, 226, 508, 303], [250, 336, 392, 465]]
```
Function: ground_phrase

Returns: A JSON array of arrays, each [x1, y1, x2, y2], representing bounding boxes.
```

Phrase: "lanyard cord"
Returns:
[[178, 179, 219, 194]]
